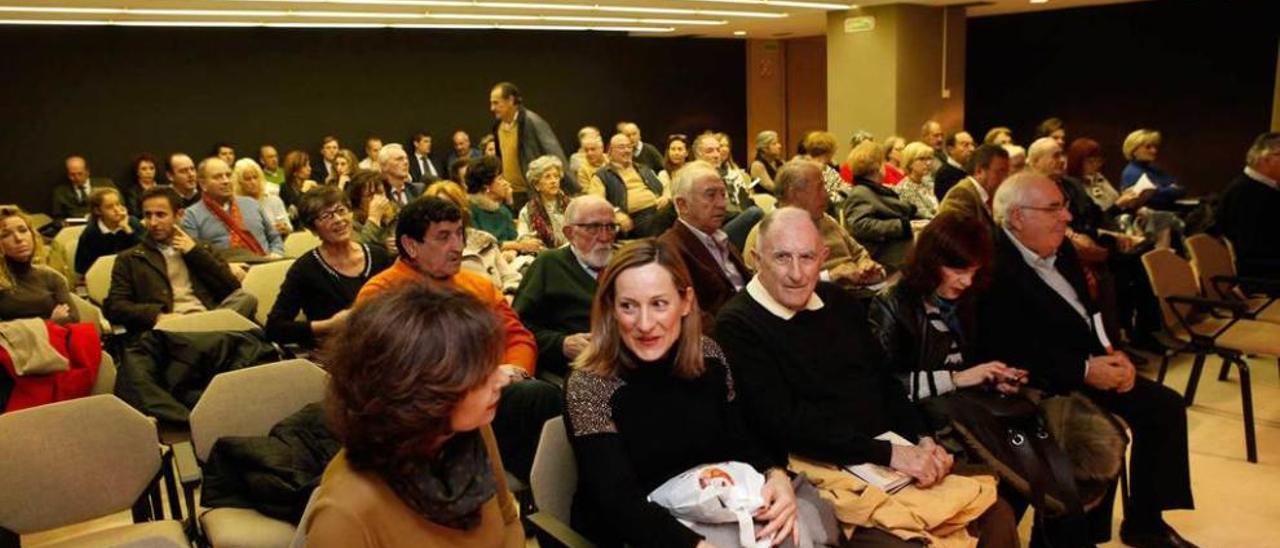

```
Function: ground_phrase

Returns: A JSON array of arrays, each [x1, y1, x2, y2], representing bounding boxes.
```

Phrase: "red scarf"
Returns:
[[203, 194, 266, 256]]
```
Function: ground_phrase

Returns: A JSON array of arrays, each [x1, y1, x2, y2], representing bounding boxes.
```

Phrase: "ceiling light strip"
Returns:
[[0, 6, 723, 25], [219, 0, 788, 19], [0, 17, 673, 32], [688, 0, 850, 9]]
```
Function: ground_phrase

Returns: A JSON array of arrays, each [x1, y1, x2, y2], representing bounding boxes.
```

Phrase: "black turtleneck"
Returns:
[[563, 337, 775, 547], [0, 258, 77, 324]]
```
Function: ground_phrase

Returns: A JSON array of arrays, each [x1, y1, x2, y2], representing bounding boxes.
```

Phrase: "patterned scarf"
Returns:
[[201, 193, 266, 256], [528, 192, 568, 247], [385, 429, 497, 530]]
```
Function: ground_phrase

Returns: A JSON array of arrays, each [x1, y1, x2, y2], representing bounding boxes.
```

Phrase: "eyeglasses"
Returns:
[[571, 222, 621, 235], [1018, 200, 1070, 214], [316, 205, 351, 223]]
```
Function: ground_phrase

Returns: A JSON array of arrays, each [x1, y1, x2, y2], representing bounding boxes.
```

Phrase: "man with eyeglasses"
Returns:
[[979, 172, 1194, 548], [716, 206, 1019, 547], [513, 195, 617, 379], [618, 121, 664, 173], [589, 133, 668, 237]]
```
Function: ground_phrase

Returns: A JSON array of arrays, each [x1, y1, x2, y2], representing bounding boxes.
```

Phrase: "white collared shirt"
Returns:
[[744, 276, 823, 321], [569, 245, 602, 280], [1002, 227, 1089, 324], [97, 219, 125, 235], [679, 218, 745, 290], [1244, 166, 1278, 190], [947, 156, 964, 171], [971, 177, 989, 205]]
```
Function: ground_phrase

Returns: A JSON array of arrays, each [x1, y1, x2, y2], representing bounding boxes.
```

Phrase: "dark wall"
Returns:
[[0, 27, 745, 213], [966, 0, 1278, 195]]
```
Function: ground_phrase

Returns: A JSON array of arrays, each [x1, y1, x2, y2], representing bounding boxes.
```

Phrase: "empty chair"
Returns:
[[52, 225, 86, 281], [283, 231, 321, 259], [92, 351, 117, 396], [527, 416, 592, 548], [84, 254, 116, 305], [0, 395, 189, 546], [240, 259, 295, 325], [1186, 234, 1280, 324], [1142, 248, 1280, 462], [178, 359, 329, 548], [155, 308, 259, 333]]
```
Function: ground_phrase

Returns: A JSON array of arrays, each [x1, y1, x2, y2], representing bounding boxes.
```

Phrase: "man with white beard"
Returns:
[[513, 195, 618, 378]]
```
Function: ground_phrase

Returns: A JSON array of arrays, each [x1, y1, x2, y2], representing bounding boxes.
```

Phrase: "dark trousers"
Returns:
[[1086, 376, 1194, 525], [491, 378, 563, 482]]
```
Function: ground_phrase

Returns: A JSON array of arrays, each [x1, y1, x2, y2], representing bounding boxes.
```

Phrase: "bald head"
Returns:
[[197, 157, 234, 202], [565, 194, 612, 224], [65, 156, 89, 186], [753, 206, 828, 312], [1026, 137, 1065, 180]]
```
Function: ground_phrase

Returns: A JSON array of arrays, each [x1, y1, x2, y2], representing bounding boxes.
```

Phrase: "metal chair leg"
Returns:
[[1184, 352, 1207, 406], [1218, 358, 1231, 381], [1234, 356, 1257, 463], [1157, 352, 1171, 385]]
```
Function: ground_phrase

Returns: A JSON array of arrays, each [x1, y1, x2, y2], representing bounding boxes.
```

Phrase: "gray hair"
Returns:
[[1003, 143, 1026, 159], [671, 160, 720, 201], [1026, 137, 1059, 165], [755, 130, 779, 151], [1245, 132, 1280, 167], [775, 160, 820, 202], [525, 155, 564, 185], [993, 171, 1051, 226], [377, 143, 405, 167], [755, 206, 817, 254], [564, 194, 612, 225], [580, 134, 603, 149]]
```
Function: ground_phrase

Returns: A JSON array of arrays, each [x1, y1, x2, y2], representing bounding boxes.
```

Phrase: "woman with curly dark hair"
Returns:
[[303, 284, 523, 546]]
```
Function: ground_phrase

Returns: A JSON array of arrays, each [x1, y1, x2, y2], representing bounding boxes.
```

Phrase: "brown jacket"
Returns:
[[937, 178, 994, 227], [103, 240, 241, 332], [659, 221, 749, 333], [303, 425, 523, 548]]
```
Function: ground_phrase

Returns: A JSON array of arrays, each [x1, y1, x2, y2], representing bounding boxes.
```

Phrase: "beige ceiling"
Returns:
[[0, 0, 1147, 38]]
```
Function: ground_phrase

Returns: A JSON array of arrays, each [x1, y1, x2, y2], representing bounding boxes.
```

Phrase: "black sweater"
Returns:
[[1216, 171, 1280, 281], [264, 244, 392, 347], [74, 217, 145, 274], [714, 282, 926, 467], [564, 337, 776, 547]]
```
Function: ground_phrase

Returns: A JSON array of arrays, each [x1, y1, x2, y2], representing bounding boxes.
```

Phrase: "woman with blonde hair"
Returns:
[[565, 238, 832, 547], [326, 149, 359, 189], [234, 158, 292, 236], [1120, 128, 1184, 210], [0, 206, 77, 323], [895, 141, 940, 219]]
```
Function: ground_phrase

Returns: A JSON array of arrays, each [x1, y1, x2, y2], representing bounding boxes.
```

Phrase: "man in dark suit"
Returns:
[[933, 131, 975, 202], [408, 132, 442, 183], [51, 155, 116, 220], [618, 121, 665, 174], [379, 143, 423, 207], [658, 162, 750, 333], [1215, 132, 1280, 283], [979, 172, 1195, 548], [938, 143, 1010, 228], [311, 135, 339, 185]]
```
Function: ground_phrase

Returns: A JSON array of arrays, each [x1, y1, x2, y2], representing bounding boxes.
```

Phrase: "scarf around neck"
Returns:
[[385, 429, 497, 530], [202, 193, 266, 256]]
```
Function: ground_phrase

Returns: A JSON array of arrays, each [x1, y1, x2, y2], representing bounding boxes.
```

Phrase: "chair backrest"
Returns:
[[53, 225, 86, 278], [1185, 234, 1238, 300], [283, 231, 321, 259], [155, 308, 259, 333], [85, 254, 116, 305], [529, 416, 577, 524], [1141, 248, 1202, 332], [69, 292, 111, 335], [28, 213, 55, 232], [92, 351, 117, 396], [189, 359, 329, 461], [0, 395, 160, 533], [241, 259, 296, 325]]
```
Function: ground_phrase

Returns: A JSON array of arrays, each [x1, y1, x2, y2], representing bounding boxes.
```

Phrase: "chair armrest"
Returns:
[[1215, 275, 1280, 295], [1166, 295, 1249, 315], [171, 440, 202, 486], [527, 512, 595, 548]]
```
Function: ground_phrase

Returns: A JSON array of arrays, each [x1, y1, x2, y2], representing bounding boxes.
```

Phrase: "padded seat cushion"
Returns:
[[43, 519, 188, 548], [201, 507, 296, 548], [1185, 317, 1280, 356]]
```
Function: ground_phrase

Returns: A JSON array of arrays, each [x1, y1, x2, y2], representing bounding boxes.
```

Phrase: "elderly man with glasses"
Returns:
[[513, 195, 618, 380], [978, 171, 1195, 548]]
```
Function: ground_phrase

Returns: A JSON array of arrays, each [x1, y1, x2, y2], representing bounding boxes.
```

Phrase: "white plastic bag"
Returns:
[[647, 461, 769, 548]]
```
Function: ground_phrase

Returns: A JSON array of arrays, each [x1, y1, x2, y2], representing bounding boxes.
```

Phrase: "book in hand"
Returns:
[[844, 431, 915, 494]]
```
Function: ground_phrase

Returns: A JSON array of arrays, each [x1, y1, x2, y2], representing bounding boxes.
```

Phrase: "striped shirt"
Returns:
[[901, 298, 964, 402]]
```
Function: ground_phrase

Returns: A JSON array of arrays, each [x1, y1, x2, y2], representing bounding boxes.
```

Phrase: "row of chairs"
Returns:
[[1142, 234, 1280, 464]]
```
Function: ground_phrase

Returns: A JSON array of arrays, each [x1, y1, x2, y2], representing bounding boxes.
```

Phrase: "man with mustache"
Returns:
[[356, 196, 560, 482], [513, 195, 617, 379]]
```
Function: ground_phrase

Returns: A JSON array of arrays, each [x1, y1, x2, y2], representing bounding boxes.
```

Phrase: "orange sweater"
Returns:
[[357, 260, 538, 374]]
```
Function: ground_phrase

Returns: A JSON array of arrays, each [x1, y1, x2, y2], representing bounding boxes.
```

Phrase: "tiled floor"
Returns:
[[23, 351, 1280, 547]]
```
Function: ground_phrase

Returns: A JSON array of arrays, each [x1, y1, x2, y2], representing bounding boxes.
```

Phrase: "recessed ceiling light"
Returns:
[[1030, 0, 1048, 3], [0, 5, 720, 25], [733, 30, 746, 35], [690, 0, 850, 9]]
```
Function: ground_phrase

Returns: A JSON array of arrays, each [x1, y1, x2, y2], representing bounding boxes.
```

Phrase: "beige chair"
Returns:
[[69, 292, 112, 335], [1143, 248, 1280, 463], [283, 231, 321, 259], [92, 351, 117, 396], [27, 212, 54, 232], [85, 254, 116, 305], [156, 308, 259, 333], [178, 359, 329, 548], [0, 395, 189, 546], [241, 259, 295, 325], [1186, 234, 1280, 324], [53, 225, 86, 281], [527, 416, 591, 547]]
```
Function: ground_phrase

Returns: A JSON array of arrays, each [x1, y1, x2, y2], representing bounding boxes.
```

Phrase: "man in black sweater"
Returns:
[[512, 195, 616, 379], [1215, 132, 1280, 284], [933, 131, 975, 202]]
